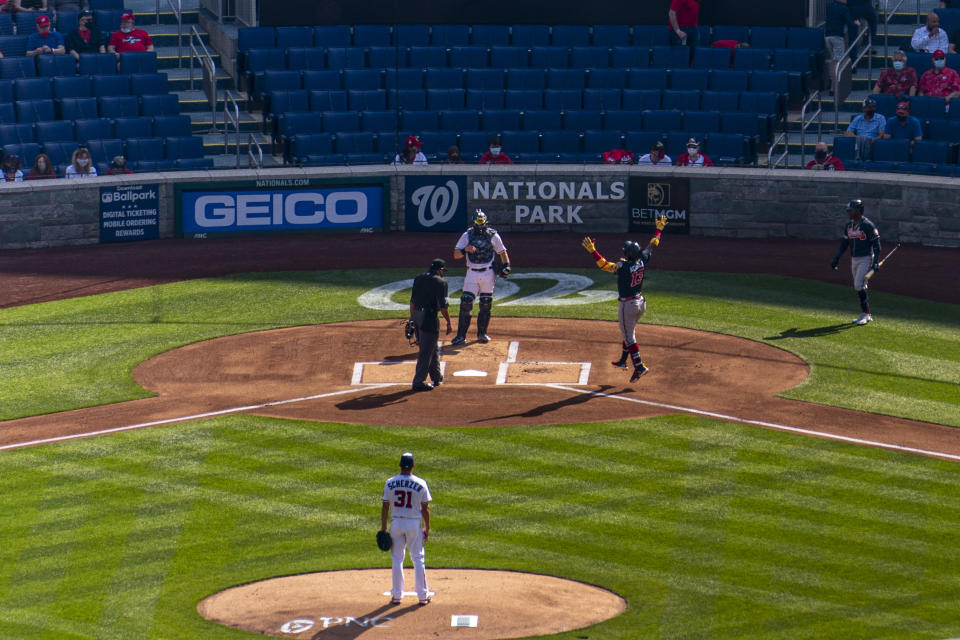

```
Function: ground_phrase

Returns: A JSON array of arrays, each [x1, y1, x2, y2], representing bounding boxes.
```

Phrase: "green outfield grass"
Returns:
[[0, 269, 958, 639]]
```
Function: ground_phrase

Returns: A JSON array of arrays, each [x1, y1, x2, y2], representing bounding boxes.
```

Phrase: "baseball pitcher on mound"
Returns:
[[582, 215, 668, 382]]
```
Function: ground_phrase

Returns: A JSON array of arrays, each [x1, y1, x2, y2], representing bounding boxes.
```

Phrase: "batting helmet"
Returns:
[[473, 209, 487, 227], [622, 241, 642, 261], [846, 199, 865, 215]]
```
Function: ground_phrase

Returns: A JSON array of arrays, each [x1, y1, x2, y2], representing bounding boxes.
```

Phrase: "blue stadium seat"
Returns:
[[130, 72, 169, 95], [140, 93, 180, 116], [582, 129, 623, 155], [113, 116, 153, 140], [1, 57, 37, 80], [0, 79, 11, 104], [592, 25, 631, 47], [353, 25, 392, 47], [546, 68, 585, 89], [683, 110, 722, 133], [862, 138, 909, 171], [925, 118, 960, 141], [587, 68, 626, 89], [490, 46, 529, 68], [831, 135, 859, 169], [425, 68, 464, 89], [312, 25, 351, 48], [705, 132, 750, 165], [384, 68, 425, 90], [321, 111, 362, 133], [334, 130, 377, 156], [449, 46, 489, 68], [0, 35, 28, 59], [165, 136, 210, 168], [632, 25, 671, 47], [531, 47, 570, 69], [872, 93, 899, 119], [551, 25, 590, 46], [909, 96, 948, 121], [621, 88, 661, 110], [265, 89, 309, 126], [720, 111, 764, 140], [92, 74, 129, 96], [701, 90, 739, 112], [711, 26, 749, 44], [366, 46, 399, 69], [355, 110, 393, 132], [750, 26, 788, 49], [42, 140, 76, 168], [505, 68, 545, 89], [604, 109, 645, 132], [36, 55, 77, 77], [238, 26, 275, 52], [426, 88, 465, 109], [407, 46, 448, 68], [3, 142, 41, 169], [0, 123, 36, 146], [650, 46, 690, 69], [126, 137, 175, 171], [748, 70, 788, 96], [75, 118, 112, 143], [910, 139, 955, 165], [522, 109, 563, 131], [395, 24, 430, 46], [543, 88, 582, 110], [438, 109, 480, 131], [85, 138, 123, 167], [738, 91, 781, 134], [36, 120, 75, 142], [538, 129, 583, 161], [0, 103, 13, 124], [292, 133, 337, 165], [583, 87, 621, 110], [570, 46, 610, 68], [466, 68, 505, 90], [286, 47, 326, 71], [51, 75, 90, 99], [504, 89, 543, 109], [78, 52, 117, 76], [466, 88, 504, 109], [670, 68, 708, 90], [480, 108, 522, 131], [152, 114, 192, 138], [623, 129, 663, 153], [661, 89, 701, 110], [431, 24, 470, 46], [733, 48, 772, 71], [563, 109, 603, 132], [14, 77, 52, 100], [392, 88, 426, 110], [16, 99, 55, 123], [786, 27, 826, 53], [326, 47, 366, 70], [611, 46, 650, 68], [500, 129, 540, 156], [693, 47, 731, 70], [772, 48, 815, 99], [98, 95, 139, 118], [459, 131, 494, 160], [642, 109, 683, 133], [58, 97, 98, 120], [276, 26, 315, 49], [709, 69, 749, 92], [93, 9, 124, 34], [415, 130, 460, 160], [310, 89, 348, 111], [400, 110, 440, 131], [0, 12, 13, 36], [511, 25, 550, 46], [302, 69, 341, 91], [118, 52, 158, 74], [627, 68, 668, 89], [471, 25, 510, 46], [15, 10, 50, 35], [343, 68, 383, 91]]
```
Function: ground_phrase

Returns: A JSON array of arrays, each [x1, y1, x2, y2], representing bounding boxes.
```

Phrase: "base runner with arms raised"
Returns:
[[582, 215, 668, 383], [381, 452, 432, 606]]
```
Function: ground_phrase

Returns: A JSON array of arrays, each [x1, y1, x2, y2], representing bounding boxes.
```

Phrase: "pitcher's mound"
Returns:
[[197, 568, 626, 639]]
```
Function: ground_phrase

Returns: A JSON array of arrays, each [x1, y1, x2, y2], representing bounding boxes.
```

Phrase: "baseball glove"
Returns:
[[403, 319, 418, 346], [377, 530, 392, 552]]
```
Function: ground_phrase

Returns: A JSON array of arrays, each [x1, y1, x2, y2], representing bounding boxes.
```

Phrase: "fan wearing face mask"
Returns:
[[674, 138, 713, 167], [872, 50, 918, 97], [805, 141, 845, 171], [28, 153, 56, 180], [107, 11, 154, 58], [478, 135, 513, 165], [918, 49, 960, 102], [65, 147, 97, 178], [882, 101, 923, 148]]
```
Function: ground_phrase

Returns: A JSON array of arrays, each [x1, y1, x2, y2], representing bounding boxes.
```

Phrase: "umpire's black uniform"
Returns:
[[409, 259, 451, 391]]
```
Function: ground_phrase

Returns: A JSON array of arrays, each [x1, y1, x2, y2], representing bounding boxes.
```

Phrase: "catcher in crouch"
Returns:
[[451, 209, 510, 344], [582, 215, 669, 382]]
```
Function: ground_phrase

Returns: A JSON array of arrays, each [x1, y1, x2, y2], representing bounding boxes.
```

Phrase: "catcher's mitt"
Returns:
[[403, 319, 418, 346], [377, 530, 392, 552]]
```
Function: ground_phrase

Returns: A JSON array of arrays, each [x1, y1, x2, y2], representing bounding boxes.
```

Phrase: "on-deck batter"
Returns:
[[831, 198, 881, 325]]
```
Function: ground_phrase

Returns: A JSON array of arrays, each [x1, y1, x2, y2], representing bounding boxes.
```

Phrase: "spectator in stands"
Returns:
[[844, 95, 886, 160], [106, 155, 132, 175], [949, 25, 960, 54], [806, 141, 845, 171], [66, 9, 105, 61], [824, 0, 860, 95], [911, 12, 949, 54], [711, 39, 748, 66], [1, 154, 22, 182], [27, 153, 56, 179], [602, 148, 634, 164], [675, 138, 713, 167], [882, 101, 923, 150], [5, 0, 48, 13], [847, 0, 877, 52], [636, 141, 672, 166], [65, 146, 97, 178], [442, 145, 465, 164], [26, 14, 65, 56], [872, 49, 918, 97], [393, 135, 428, 165], [108, 11, 154, 56], [919, 49, 960, 101], [668, 0, 700, 50], [479, 135, 513, 165]]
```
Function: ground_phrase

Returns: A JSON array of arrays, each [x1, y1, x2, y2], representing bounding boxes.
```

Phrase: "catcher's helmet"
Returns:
[[473, 209, 487, 227], [622, 241, 642, 261], [846, 199, 865, 215]]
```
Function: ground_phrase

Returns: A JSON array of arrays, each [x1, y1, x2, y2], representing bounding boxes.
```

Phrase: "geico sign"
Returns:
[[193, 192, 369, 228]]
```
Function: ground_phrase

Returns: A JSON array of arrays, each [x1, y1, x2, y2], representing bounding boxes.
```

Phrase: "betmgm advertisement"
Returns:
[[629, 177, 690, 234], [175, 177, 388, 238]]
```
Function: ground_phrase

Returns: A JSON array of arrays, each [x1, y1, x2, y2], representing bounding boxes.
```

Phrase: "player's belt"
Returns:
[[392, 516, 420, 519], [470, 266, 491, 271], [619, 294, 643, 301]]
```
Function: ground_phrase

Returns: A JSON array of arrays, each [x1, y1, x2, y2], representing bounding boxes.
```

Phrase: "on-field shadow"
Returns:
[[336, 389, 411, 410], [764, 323, 855, 340], [477, 384, 616, 422], [309, 601, 419, 639]]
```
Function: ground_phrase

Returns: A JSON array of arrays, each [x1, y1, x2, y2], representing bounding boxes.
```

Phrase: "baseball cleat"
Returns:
[[477, 334, 490, 343], [629, 364, 649, 382], [418, 597, 432, 606], [611, 360, 628, 369], [411, 382, 434, 392], [390, 599, 402, 605], [432, 375, 443, 386], [450, 335, 466, 345], [853, 313, 873, 325]]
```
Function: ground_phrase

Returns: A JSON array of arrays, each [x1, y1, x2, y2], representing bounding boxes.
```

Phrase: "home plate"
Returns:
[[452, 369, 488, 377]]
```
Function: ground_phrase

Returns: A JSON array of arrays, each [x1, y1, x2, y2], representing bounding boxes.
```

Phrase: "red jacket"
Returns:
[[479, 152, 513, 165], [805, 155, 845, 171], [675, 152, 713, 167]]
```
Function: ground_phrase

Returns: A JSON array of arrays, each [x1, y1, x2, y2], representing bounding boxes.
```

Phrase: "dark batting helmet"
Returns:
[[846, 199, 864, 215], [622, 241, 642, 261]]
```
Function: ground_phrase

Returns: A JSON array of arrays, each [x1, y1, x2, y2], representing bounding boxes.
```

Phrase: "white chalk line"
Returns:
[[0, 385, 395, 452], [545, 384, 960, 462]]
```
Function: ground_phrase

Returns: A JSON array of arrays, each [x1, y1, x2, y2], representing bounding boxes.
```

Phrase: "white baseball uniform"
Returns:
[[382, 472, 432, 601], [454, 227, 506, 296]]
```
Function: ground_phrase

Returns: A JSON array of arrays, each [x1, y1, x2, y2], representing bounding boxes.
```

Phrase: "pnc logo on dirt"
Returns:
[[279, 616, 393, 633]]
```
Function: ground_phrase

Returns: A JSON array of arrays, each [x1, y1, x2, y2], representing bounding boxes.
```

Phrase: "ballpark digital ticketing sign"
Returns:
[[176, 179, 386, 237]]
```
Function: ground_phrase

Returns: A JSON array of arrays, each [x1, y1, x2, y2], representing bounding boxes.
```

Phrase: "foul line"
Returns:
[[0, 385, 394, 452], [545, 384, 960, 463]]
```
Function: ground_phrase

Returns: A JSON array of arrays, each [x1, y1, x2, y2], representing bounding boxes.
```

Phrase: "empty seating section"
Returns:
[[238, 23, 828, 165]]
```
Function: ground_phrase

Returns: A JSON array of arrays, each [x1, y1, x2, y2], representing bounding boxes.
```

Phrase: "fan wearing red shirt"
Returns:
[[108, 11, 154, 55], [668, 0, 700, 48]]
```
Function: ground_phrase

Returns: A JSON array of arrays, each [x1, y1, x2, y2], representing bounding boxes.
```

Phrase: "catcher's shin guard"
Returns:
[[476, 294, 493, 338], [455, 292, 474, 340]]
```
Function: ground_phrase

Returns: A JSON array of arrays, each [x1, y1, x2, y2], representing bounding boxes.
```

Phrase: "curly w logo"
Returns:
[[405, 176, 467, 231]]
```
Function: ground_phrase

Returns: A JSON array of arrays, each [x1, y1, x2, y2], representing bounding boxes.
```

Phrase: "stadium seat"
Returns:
[[505, 68, 545, 90], [286, 47, 326, 71], [58, 97, 99, 120], [611, 46, 650, 68], [587, 68, 626, 89], [413, 130, 459, 160], [302, 69, 341, 91], [650, 46, 690, 69], [276, 26, 315, 49], [925, 118, 960, 141], [570, 46, 611, 68], [0, 35, 27, 59], [701, 90, 739, 112], [92, 74, 130, 96], [0, 103, 13, 124], [16, 99, 55, 123], [130, 72, 169, 96], [871, 138, 911, 163], [0, 123, 36, 146], [592, 25, 631, 47], [400, 110, 440, 131], [708, 69, 749, 92], [78, 52, 118, 76], [583, 87, 621, 110], [490, 46, 529, 68], [748, 70, 789, 96], [358, 110, 395, 132], [438, 109, 480, 131], [392, 88, 426, 110], [627, 68, 668, 89], [711, 25, 749, 44], [623, 129, 663, 152], [466, 88, 504, 109], [36, 55, 78, 77], [604, 109, 645, 132], [426, 88, 466, 109], [343, 68, 383, 91], [749, 26, 788, 49], [265, 89, 309, 126], [733, 48, 772, 71], [407, 46, 448, 68], [353, 25, 392, 47], [582, 129, 623, 155], [0, 12, 13, 36], [504, 89, 543, 109], [910, 139, 955, 165], [511, 25, 550, 46], [705, 132, 750, 165], [276, 112, 323, 157], [334, 130, 377, 158], [310, 89, 348, 111], [693, 46, 732, 70], [321, 111, 362, 133], [431, 24, 470, 46], [683, 110, 722, 133], [772, 48, 815, 98], [395, 24, 430, 46], [786, 27, 826, 53], [670, 68, 708, 90], [449, 46, 489, 68], [126, 137, 176, 171], [384, 68, 425, 91], [661, 89, 701, 111], [75, 118, 113, 142], [118, 52, 158, 74], [563, 109, 603, 132], [425, 68, 464, 89], [15, 10, 50, 35], [543, 88, 582, 110], [500, 129, 540, 156], [466, 68, 505, 90], [479, 108, 522, 131], [140, 93, 180, 116], [325, 47, 366, 70], [831, 135, 859, 169], [3, 142, 41, 169], [85, 138, 123, 168], [459, 130, 494, 160], [52, 76, 91, 99], [642, 109, 684, 133], [152, 115, 192, 138], [531, 47, 570, 69], [93, 9, 124, 34], [873, 93, 899, 119], [546, 68, 585, 90], [113, 116, 153, 141], [1, 57, 36, 80], [551, 25, 590, 46], [348, 89, 388, 111], [366, 46, 399, 69], [720, 111, 763, 143], [165, 136, 211, 168], [632, 25, 670, 47], [621, 88, 661, 110], [538, 129, 583, 161], [292, 132, 337, 164], [36, 120, 75, 143], [909, 96, 948, 121], [238, 26, 275, 52], [471, 25, 510, 46], [14, 77, 52, 101], [522, 109, 563, 131], [98, 95, 139, 118], [42, 140, 76, 168]]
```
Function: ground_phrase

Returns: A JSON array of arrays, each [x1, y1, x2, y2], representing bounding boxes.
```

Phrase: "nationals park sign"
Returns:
[[174, 177, 389, 238]]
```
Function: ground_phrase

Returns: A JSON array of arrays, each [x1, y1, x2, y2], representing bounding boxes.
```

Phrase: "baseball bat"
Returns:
[[864, 242, 901, 281]]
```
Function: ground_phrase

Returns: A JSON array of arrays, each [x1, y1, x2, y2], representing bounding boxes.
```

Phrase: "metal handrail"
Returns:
[[800, 89, 823, 167], [188, 24, 220, 133], [766, 131, 789, 168], [165, 0, 182, 68], [248, 133, 263, 169], [881, 0, 908, 65], [224, 91, 241, 167], [834, 26, 873, 129]]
